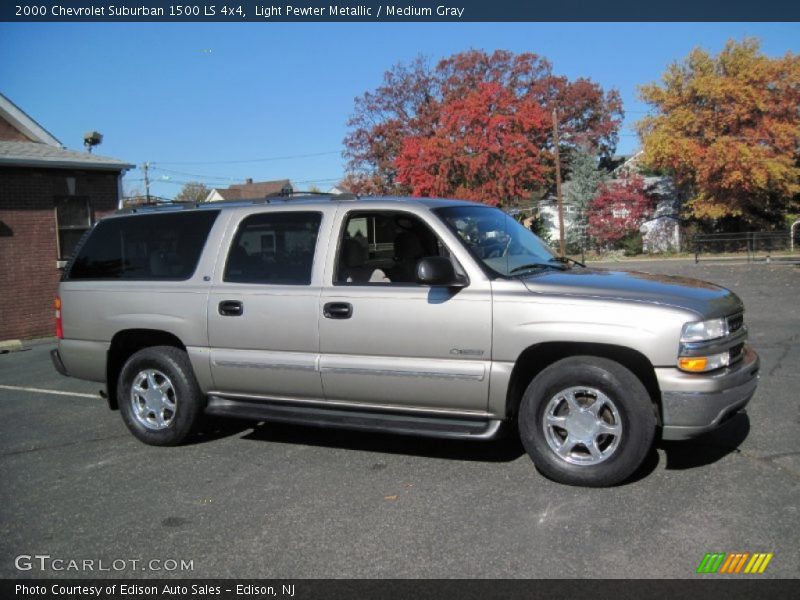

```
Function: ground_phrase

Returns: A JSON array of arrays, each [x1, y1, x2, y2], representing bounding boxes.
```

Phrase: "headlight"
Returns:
[[678, 351, 731, 373], [680, 318, 728, 342]]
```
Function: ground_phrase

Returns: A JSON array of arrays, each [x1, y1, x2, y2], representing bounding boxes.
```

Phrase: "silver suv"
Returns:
[[51, 196, 759, 486]]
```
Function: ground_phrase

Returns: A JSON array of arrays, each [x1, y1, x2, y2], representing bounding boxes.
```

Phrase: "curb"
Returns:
[[0, 337, 57, 353], [0, 339, 23, 353], [21, 336, 58, 348]]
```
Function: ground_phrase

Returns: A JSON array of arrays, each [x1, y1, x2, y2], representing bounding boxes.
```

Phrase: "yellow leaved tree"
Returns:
[[637, 39, 800, 226]]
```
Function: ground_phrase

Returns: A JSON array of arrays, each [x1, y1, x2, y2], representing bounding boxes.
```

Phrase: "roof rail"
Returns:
[[116, 191, 361, 214], [116, 201, 197, 214], [117, 198, 270, 214], [263, 190, 360, 200]]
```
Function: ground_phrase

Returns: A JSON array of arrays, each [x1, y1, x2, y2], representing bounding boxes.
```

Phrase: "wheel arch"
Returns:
[[506, 342, 662, 424], [106, 329, 187, 410]]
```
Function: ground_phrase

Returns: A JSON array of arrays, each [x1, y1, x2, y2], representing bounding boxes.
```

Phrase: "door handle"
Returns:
[[218, 300, 244, 316], [323, 302, 353, 319]]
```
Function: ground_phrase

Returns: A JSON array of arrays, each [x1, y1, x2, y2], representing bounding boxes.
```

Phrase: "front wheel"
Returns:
[[518, 356, 656, 487], [117, 346, 205, 446]]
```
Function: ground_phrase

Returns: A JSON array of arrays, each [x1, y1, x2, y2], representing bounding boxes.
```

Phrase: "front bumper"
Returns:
[[656, 345, 759, 440]]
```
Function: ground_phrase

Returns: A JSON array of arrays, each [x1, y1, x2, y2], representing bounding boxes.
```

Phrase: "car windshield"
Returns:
[[435, 205, 560, 278]]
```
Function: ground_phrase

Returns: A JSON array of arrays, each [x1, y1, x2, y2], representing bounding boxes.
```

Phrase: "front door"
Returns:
[[318, 208, 492, 412]]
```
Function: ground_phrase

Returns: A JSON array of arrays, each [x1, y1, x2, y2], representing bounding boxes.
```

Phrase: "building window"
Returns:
[[55, 196, 92, 260], [612, 206, 631, 219]]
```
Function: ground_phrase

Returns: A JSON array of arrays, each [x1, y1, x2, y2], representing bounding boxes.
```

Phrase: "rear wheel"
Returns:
[[518, 356, 656, 487], [117, 346, 205, 446]]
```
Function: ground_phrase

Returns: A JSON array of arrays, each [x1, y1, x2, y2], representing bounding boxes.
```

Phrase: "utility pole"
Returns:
[[142, 162, 151, 203], [552, 108, 566, 257]]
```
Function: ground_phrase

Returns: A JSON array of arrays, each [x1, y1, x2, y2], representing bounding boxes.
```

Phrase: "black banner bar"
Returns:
[[2, 1, 799, 22], [3, 579, 800, 600]]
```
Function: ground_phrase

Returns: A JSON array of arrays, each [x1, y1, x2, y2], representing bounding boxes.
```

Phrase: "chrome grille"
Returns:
[[729, 342, 744, 365], [728, 313, 744, 334]]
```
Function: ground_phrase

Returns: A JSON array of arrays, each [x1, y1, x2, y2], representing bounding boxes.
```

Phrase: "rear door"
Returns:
[[207, 208, 330, 399], [318, 206, 493, 412]]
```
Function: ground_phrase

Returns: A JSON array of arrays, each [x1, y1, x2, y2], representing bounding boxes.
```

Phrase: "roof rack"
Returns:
[[116, 200, 196, 214], [264, 190, 359, 200], [116, 191, 360, 214]]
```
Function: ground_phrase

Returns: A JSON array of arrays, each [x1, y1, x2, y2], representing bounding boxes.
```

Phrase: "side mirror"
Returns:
[[416, 256, 465, 287]]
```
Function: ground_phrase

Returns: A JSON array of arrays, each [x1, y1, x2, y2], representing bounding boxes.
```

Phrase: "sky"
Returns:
[[1, 22, 798, 199]]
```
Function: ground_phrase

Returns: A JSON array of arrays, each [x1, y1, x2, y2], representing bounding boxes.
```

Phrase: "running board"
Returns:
[[205, 396, 503, 440]]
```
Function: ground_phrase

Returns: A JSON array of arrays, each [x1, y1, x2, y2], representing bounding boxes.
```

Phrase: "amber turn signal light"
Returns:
[[678, 357, 708, 372]]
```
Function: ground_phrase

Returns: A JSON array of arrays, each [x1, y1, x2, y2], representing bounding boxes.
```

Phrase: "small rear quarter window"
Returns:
[[66, 210, 219, 280]]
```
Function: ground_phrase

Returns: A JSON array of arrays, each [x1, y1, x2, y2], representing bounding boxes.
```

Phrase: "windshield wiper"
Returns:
[[509, 262, 567, 275], [556, 256, 586, 268]]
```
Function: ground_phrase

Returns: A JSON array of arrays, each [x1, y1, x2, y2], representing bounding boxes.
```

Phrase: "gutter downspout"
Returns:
[[117, 170, 126, 210]]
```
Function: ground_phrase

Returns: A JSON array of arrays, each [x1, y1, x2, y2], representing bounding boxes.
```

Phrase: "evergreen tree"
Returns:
[[565, 145, 606, 251]]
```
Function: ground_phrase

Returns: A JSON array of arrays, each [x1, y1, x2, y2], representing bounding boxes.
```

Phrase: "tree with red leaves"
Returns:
[[395, 82, 550, 204], [344, 50, 623, 197], [588, 176, 654, 246]]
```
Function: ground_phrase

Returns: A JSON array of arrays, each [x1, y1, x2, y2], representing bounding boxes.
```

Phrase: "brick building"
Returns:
[[0, 93, 133, 342]]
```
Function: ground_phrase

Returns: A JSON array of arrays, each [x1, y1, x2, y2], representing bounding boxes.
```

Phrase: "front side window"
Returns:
[[67, 210, 219, 280], [435, 205, 558, 278], [55, 196, 92, 260], [224, 211, 321, 285], [335, 211, 450, 285]]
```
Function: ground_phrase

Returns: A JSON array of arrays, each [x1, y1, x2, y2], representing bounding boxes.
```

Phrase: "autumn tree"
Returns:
[[344, 56, 436, 195], [637, 39, 800, 227], [337, 172, 386, 197], [174, 181, 210, 203], [395, 83, 550, 204], [344, 50, 623, 198], [588, 176, 654, 246]]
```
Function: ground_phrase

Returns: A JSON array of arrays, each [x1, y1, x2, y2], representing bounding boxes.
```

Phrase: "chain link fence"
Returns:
[[692, 231, 795, 263]]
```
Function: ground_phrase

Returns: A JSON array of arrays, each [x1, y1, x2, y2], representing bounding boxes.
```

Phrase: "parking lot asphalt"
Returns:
[[0, 259, 798, 579]]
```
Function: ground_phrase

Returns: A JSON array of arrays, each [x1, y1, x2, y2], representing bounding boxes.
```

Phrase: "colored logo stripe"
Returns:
[[697, 552, 773, 574], [697, 553, 726, 573], [744, 553, 773, 574], [719, 553, 749, 573]]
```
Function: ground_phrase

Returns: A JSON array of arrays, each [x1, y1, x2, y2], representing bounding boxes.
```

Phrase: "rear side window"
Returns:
[[67, 210, 219, 280], [224, 211, 322, 285]]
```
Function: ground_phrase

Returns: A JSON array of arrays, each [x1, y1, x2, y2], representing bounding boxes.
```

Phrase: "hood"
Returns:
[[520, 268, 743, 319]]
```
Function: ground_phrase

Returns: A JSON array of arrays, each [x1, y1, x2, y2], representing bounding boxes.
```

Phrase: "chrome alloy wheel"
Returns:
[[130, 369, 177, 431], [542, 386, 622, 466]]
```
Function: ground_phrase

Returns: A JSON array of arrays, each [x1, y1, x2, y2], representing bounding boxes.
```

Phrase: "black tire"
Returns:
[[518, 356, 656, 487], [117, 346, 205, 446]]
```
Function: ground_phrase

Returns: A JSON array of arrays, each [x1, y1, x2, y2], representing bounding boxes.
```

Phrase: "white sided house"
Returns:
[[206, 178, 293, 202]]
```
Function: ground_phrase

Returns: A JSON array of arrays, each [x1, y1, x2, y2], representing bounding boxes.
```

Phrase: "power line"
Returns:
[[293, 177, 341, 185], [150, 166, 239, 181], [133, 176, 344, 187], [153, 150, 342, 166], [129, 130, 785, 192], [146, 179, 217, 186]]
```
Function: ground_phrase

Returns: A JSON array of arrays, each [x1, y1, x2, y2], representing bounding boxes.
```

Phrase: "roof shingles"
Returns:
[[212, 179, 293, 200], [0, 140, 134, 171]]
